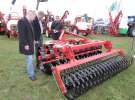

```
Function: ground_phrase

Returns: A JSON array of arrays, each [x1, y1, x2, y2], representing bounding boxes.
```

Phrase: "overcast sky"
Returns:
[[0, 0, 135, 20]]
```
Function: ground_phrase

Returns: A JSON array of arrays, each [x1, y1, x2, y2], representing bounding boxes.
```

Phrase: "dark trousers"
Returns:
[[35, 34, 43, 67], [35, 43, 40, 68]]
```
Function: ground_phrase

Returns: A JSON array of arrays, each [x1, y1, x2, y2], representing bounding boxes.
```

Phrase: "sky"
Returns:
[[0, 0, 135, 20]]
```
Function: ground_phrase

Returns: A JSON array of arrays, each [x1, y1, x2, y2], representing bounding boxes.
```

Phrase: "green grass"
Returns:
[[0, 34, 135, 100]]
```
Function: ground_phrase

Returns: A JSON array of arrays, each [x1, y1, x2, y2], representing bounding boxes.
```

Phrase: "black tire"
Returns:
[[73, 28, 79, 34], [129, 25, 135, 37], [6, 32, 10, 38], [0, 31, 5, 35], [82, 32, 88, 36], [5, 30, 10, 38], [83, 29, 90, 36]]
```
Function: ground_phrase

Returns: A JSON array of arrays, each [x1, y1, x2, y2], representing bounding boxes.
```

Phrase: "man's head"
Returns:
[[26, 10, 36, 22], [22, 5, 27, 17], [55, 15, 60, 21], [37, 11, 45, 20]]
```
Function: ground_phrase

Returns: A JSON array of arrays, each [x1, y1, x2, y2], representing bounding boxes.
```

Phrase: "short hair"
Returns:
[[27, 10, 36, 16], [55, 15, 60, 20], [26, 10, 36, 21], [38, 11, 45, 17]]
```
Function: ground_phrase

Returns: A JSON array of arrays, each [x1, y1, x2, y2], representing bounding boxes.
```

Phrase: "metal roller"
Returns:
[[61, 55, 133, 100]]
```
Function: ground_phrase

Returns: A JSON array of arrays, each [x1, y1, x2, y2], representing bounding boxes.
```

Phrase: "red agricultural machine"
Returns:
[[36, 30, 133, 99], [108, 10, 123, 36], [6, 12, 19, 38], [71, 15, 95, 36], [0, 11, 6, 34], [73, 17, 90, 36]]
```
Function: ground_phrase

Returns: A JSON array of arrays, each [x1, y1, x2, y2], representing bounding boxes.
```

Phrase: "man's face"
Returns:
[[32, 14, 36, 20], [38, 15, 44, 20], [30, 14, 36, 21], [55, 16, 60, 21]]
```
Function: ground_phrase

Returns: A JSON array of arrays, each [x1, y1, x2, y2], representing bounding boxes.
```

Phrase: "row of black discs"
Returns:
[[61, 55, 133, 100]]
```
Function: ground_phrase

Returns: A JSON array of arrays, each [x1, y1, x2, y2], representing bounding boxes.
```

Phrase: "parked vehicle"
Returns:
[[127, 16, 135, 37], [0, 11, 6, 34], [6, 12, 20, 38]]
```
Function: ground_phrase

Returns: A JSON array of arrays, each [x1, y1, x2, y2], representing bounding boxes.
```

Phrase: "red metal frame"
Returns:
[[108, 10, 123, 36], [60, 10, 69, 22], [38, 30, 124, 95], [7, 23, 18, 38], [0, 11, 6, 32], [58, 30, 88, 41]]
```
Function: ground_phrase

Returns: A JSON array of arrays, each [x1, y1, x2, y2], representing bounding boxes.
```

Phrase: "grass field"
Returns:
[[0, 34, 135, 100]]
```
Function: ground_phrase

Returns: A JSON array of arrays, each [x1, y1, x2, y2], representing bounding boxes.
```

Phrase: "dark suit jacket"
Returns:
[[51, 20, 63, 40], [17, 17, 34, 55], [51, 20, 63, 30], [32, 16, 41, 41]]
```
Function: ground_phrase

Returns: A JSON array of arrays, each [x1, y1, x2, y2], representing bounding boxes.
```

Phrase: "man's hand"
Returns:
[[24, 45, 29, 50]]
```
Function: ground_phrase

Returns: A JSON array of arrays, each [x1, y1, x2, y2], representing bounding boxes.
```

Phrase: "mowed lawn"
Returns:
[[0, 34, 135, 100]]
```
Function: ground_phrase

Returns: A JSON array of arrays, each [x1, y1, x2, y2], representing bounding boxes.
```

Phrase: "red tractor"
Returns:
[[36, 30, 133, 100], [0, 11, 6, 34], [71, 16, 95, 36], [6, 12, 20, 38]]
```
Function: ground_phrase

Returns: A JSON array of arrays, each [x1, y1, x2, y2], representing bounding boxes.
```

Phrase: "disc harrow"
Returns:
[[37, 31, 134, 100]]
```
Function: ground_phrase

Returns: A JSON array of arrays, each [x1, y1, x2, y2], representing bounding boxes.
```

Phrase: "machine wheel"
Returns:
[[0, 31, 5, 35], [73, 28, 79, 34], [82, 32, 88, 36], [129, 25, 135, 37], [6, 32, 11, 38], [5, 30, 10, 38], [82, 29, 89, 36]]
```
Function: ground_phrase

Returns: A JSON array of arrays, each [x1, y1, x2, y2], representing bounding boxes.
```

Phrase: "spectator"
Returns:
[[32, 11, 45, 67], [32, 11, 45, 45], [17, 10, 36, 81], [51, 16, 63, 40]]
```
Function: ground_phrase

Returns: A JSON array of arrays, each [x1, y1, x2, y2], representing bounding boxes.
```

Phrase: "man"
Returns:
[[17, 10, 36, 81], [32, 11, 45, 45], [51, 16, 63, 40], [32, 11, 45, 68], [22, 5, 27, 17]]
